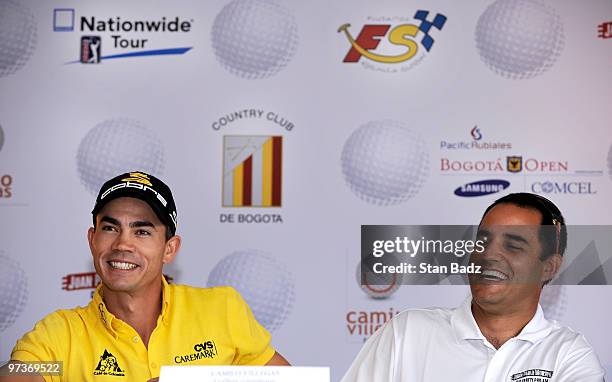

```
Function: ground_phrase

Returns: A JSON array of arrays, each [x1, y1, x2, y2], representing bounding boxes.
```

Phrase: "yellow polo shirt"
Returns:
[[11, 278, 275, 381]]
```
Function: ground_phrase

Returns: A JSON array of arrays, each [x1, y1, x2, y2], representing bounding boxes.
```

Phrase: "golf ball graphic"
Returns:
[[341, 120, 429, 206], [0, 0, 37, 78], [207, 250, 294, 332], [0, 253, 28, 332], [76, 118, 165, 194], [475, 0, 564, 79], [211, 0, 298, 79], [540, 284, 566, 321]]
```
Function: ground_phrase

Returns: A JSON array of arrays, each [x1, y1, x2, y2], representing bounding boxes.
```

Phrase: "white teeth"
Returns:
[[109, 261, 137, 270], [482, 269, 508, 280]]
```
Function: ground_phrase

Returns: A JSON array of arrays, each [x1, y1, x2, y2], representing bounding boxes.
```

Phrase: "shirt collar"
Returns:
[[90, 277, 172, 337], [451, 296, 553, 345], [160, 276, 171, 326], [91, 284, 120, 339]]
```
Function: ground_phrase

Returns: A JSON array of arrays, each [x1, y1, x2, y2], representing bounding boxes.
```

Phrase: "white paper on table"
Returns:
[[159, 366, 330, 382]]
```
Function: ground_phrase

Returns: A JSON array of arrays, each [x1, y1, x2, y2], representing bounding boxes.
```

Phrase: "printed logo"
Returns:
[[598, 21, 612, 39], [454, 179, 510, 197], [94, 349, 125, 377], [507, 156, 522, 173], [174, 340, 218, 363], [223, 136, 282, 207], [346, 308, 399, 343], [440, 157, 571, 173], [338, 10, 446, 72], [470, 126, 482, 141], [0, 175, 13, 198], [439, 126, 512, 150], [213, 109, 293, 225], [53, 8, 75, 32], [356, 262, 400, 299], [510, 369, 553, 382], [62, 272, 100, 291], [55, 10, 194, 64], [531, 181, 596, 195], [80, 36, 101, 63], [121, 172, 153, 186], [101, 180, 167, 206]]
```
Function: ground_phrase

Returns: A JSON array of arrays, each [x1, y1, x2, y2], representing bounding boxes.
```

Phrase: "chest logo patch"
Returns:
[[174, 340, 219, 363], [511, 369, 553, 382], [94, 349, 126, 377]]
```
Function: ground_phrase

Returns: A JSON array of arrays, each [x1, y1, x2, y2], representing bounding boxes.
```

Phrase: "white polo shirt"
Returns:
[[341, 298, 605, 382]]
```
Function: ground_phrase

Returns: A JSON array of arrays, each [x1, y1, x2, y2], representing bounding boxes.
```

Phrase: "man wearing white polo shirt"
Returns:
[[342, 193, 605, 382]]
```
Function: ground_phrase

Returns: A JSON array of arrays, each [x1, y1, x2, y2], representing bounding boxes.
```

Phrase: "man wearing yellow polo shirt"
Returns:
[[2, 171, 289, 382]]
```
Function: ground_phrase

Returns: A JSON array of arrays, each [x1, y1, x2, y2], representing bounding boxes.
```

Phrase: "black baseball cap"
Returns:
[[91, 171, 177, 236]]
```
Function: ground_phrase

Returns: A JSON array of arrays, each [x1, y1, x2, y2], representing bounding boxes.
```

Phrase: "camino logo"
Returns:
[[338, 10, 446, 72], [223, 136, 282, 207]]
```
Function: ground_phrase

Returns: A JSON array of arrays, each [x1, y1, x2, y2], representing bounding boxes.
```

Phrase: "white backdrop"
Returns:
[[1, 0, 611, 380]]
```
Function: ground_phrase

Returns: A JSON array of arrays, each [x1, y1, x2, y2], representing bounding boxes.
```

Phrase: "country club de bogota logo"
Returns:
[[338, 10, 447, 73], [223, 135, 282, 208]]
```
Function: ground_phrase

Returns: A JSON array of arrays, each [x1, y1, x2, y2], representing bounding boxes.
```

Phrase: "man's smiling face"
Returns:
[[88, 197, 175, 294], [469, 203, 552, 309]]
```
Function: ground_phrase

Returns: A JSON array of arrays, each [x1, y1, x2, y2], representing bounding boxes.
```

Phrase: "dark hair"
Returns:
[[480, 193, 567, 260]]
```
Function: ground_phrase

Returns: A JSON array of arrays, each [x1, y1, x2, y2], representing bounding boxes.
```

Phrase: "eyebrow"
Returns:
[[99, 216, 157, 230], [477, 228, 530, 245], [502, 232, 529, 245]]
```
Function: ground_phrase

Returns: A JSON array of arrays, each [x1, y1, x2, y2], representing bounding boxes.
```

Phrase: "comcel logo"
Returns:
[[338, 10, 446, 69], [174, 340, 218, 363]]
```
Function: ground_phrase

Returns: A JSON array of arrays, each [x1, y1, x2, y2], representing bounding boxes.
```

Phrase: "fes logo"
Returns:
[[121, 172, 153, 186], [338, 10, 447, 65], [507, 156, 523, 173]]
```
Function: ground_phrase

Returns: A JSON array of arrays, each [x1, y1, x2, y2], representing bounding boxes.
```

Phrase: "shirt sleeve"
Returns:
[[225, 288, 276, 365], [341, 318, 398, 382], [553, 334, 605, 382], [10, 312, 67, 382]]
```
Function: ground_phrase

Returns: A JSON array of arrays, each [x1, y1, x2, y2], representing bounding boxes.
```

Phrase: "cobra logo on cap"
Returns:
[[120, 172, 153, 186]]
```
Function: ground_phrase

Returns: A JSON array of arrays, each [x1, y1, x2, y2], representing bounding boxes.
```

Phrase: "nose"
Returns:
[[110, 229, 134, 252], [472, 236, 503, 263]]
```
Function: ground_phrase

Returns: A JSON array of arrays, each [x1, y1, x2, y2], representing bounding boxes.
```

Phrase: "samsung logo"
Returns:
[[454, 179, 510, 197]]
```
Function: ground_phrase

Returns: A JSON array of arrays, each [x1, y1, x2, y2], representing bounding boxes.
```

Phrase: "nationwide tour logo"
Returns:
[[53, 8, 194, 64], [338, 10, 447, 73]]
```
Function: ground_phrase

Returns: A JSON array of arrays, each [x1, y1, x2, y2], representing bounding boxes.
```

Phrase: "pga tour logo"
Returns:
[[454, 179, 510, 197]]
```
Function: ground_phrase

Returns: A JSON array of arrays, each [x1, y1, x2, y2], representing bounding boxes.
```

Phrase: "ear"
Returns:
[[162, 235, 181, 264], [87, 227, 96, 257], [542, 254, 563, 283]]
